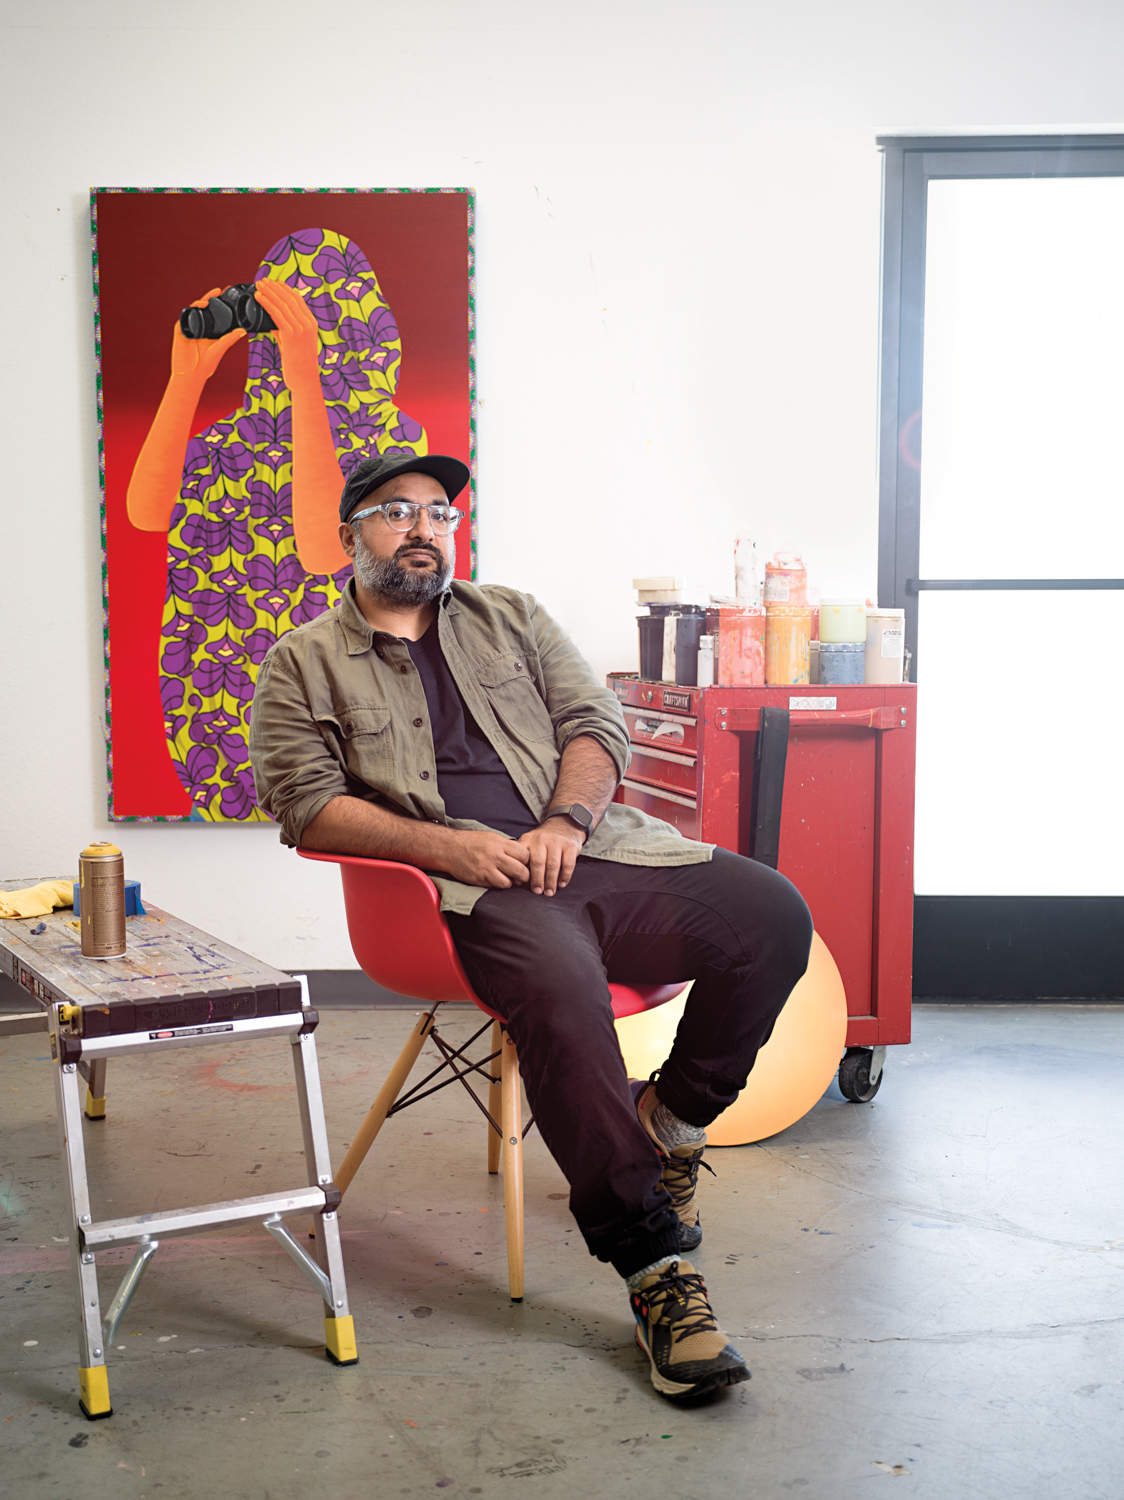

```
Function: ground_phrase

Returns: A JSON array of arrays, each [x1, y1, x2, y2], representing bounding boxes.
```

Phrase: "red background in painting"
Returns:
[[95, 190, 472, 819]]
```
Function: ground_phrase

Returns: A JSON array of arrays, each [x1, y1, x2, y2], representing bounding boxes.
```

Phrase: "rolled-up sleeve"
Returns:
[[248, 648, 348, 847], [527, 596, 632, 780]]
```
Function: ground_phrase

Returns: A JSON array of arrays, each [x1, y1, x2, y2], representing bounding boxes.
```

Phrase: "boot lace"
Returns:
[[649, 1264, 720, 1342], [660, 1149, 715, 1213]]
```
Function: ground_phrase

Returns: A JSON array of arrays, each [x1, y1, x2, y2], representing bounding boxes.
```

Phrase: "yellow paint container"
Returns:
[[765, 605, 812, 686]]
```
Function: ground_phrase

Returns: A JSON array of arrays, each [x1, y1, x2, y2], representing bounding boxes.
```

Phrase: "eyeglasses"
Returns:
[[348, 500, 463, 535]]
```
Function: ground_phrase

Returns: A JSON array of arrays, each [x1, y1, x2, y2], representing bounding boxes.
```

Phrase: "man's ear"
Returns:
[[338, 522, 356, 557]]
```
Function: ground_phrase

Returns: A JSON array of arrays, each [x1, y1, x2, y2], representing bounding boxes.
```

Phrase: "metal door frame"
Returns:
[[876, 134, 1124, 999]]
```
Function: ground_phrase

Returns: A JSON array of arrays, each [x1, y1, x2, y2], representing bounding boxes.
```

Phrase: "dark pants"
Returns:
[[445, 849, 813, 1279]]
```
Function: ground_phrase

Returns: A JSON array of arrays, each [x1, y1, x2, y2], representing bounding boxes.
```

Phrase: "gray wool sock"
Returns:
[[625, 1255, 679, 1293], [651, 1097, 706, 1151]]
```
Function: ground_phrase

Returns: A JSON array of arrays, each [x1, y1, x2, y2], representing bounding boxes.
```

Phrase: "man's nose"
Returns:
[[407, 509, 436, 542]]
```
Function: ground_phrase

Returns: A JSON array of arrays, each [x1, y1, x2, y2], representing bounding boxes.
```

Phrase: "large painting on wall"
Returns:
[[93, 187, 475, 823]]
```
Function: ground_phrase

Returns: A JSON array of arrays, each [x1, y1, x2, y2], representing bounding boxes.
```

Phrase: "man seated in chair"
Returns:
[[249, 451, 813, 1404]]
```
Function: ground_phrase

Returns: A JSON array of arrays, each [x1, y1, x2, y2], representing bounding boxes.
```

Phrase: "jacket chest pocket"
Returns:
[[318, 705, 395, 784], [475, 654, 555, 743]]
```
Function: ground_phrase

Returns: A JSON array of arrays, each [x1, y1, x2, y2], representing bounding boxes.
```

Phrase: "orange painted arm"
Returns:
[[126, 288, 246, 532], [252, 279, 348, 576]]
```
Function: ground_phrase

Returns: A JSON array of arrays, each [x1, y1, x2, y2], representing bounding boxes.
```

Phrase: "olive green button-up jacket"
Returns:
[[248, 579, 712, 914]]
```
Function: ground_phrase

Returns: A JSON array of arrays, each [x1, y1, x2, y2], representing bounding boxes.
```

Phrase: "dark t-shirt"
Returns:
[[405, 622, 538, 839]]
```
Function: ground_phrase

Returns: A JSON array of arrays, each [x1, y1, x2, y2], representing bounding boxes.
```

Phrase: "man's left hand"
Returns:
[[518, 821, 585, 897]]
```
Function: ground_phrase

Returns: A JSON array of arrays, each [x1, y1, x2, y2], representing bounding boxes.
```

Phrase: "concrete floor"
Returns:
[[2, 1003, 1123, 1500]]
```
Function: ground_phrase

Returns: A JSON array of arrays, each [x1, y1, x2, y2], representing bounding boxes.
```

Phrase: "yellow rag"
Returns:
[[0, 879, 77, 919]]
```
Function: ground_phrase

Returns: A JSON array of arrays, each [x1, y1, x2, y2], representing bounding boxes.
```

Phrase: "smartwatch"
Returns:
[[544, 803, 594, 840]]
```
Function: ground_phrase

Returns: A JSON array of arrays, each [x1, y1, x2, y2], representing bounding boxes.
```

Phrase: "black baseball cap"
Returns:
[[339, 451, 470, 522]]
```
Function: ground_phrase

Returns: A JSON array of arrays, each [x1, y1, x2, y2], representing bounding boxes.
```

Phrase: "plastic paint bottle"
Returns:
[[764, 605, 812, 686], [697, 633, 715, 687], [763, 551, 808, 606], [734, 536, 759, 605], [662, 609, 683, 682], [864, 609, 906, 684]]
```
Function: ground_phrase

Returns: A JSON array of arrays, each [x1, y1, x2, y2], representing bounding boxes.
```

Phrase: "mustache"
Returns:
[[395, 540, 444, 563]]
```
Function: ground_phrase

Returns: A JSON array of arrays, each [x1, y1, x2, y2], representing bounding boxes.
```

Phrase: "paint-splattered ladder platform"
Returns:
[[0, 876, 357, 1421]]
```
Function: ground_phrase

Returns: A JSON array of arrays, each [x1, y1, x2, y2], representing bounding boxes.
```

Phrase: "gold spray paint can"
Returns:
[[79, 842, 126, 958]]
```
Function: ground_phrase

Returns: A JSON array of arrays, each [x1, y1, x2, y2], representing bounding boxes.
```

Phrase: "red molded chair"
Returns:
[[298, 849, 686, 1299]]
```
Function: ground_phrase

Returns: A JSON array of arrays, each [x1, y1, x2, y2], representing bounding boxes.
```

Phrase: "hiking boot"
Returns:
[[635, 1081, 713, 1252], [630, 1259, 750, 1401]]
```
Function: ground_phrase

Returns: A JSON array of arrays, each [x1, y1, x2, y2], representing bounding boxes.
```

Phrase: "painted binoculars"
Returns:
[[179, 283, 276, 340]]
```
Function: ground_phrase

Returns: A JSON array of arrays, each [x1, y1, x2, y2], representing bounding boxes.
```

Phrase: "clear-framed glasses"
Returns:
[[348, 500, 463, 535]]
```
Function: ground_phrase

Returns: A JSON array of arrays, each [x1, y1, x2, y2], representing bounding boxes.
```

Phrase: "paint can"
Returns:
[[763, 551, 808, 606], [819, 597, 866, 643], [637, 613, 665, 680], [79, 841, 126, 959], [661, 609, 682, 682], [715, 605, 766, 686], [674, 608, 706, 686], [865, 609, 906, 684], [764, 605, 812, 686], [818, 641, 865, 685], [697, 633, 715, 687]]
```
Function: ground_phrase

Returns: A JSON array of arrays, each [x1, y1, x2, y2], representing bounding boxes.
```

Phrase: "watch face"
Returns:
[[571, 804, 594, 830]]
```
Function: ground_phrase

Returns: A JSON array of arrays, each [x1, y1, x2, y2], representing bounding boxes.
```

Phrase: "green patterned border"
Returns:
[[90, 186, 477, 824]]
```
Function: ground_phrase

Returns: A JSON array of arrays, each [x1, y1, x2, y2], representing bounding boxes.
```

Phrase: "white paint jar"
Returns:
[[865, 609, 906, 684]]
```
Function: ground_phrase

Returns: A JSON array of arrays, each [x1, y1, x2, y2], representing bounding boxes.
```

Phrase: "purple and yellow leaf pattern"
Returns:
[[160, 227, 426, 820]]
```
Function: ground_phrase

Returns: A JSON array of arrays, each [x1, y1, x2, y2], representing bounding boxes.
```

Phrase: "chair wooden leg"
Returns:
[[487, 1019, 502, 1175], [336, 1011, 436, 1196], [500, 1027, 525, 1301]]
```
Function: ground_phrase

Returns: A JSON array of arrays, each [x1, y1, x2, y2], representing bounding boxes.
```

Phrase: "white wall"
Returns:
[[3, 0, 1124, 966]]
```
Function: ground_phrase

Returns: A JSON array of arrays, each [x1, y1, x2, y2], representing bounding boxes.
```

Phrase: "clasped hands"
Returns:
[[446, 822, 586, 897]]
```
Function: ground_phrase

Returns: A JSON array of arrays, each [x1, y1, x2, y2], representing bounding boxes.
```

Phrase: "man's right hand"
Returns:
[[441, 831, 531, 890]]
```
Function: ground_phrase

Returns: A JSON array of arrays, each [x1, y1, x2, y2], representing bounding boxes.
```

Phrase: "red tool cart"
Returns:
[[608, 676, 917, 1101]]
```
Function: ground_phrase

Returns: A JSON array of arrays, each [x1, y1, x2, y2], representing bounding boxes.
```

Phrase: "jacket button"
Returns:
[[420, 770, 430, 780], [514, 661, 523, 671], [400, 665, 409, 674], [413, 718, 423, 728]]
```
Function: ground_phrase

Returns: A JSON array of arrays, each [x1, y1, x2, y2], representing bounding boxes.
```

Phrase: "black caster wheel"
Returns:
[[838, 1047, 884, 1103]]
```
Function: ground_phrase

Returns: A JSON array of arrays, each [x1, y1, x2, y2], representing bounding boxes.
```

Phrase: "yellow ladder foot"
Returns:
[[84, 1095, 107, 1121], [78, 1365, 112, 1419], [324, 1315, 358, 1366]]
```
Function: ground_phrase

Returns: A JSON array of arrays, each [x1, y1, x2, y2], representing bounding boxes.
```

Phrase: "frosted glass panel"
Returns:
[[913, 591, 1124, 896], [921, 178, 1124, 579]]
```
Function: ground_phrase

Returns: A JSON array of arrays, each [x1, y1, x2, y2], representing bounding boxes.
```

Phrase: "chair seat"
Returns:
[[297, 848, 687, 1019]]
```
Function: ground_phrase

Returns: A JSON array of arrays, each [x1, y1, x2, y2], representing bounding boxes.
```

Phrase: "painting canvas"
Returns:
[[92, 187, 475, 823]]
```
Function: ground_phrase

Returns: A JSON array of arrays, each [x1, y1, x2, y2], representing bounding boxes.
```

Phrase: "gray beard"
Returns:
[[351, 534, 453, 606]]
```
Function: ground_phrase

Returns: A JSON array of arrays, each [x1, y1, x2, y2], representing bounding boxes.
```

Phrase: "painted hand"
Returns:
[[170, 288, 246, 382], [252, 278, 322, 394]]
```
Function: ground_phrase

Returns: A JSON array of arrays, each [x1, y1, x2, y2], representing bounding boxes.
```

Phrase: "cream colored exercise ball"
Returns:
[[614, 930, 848, 1146]]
